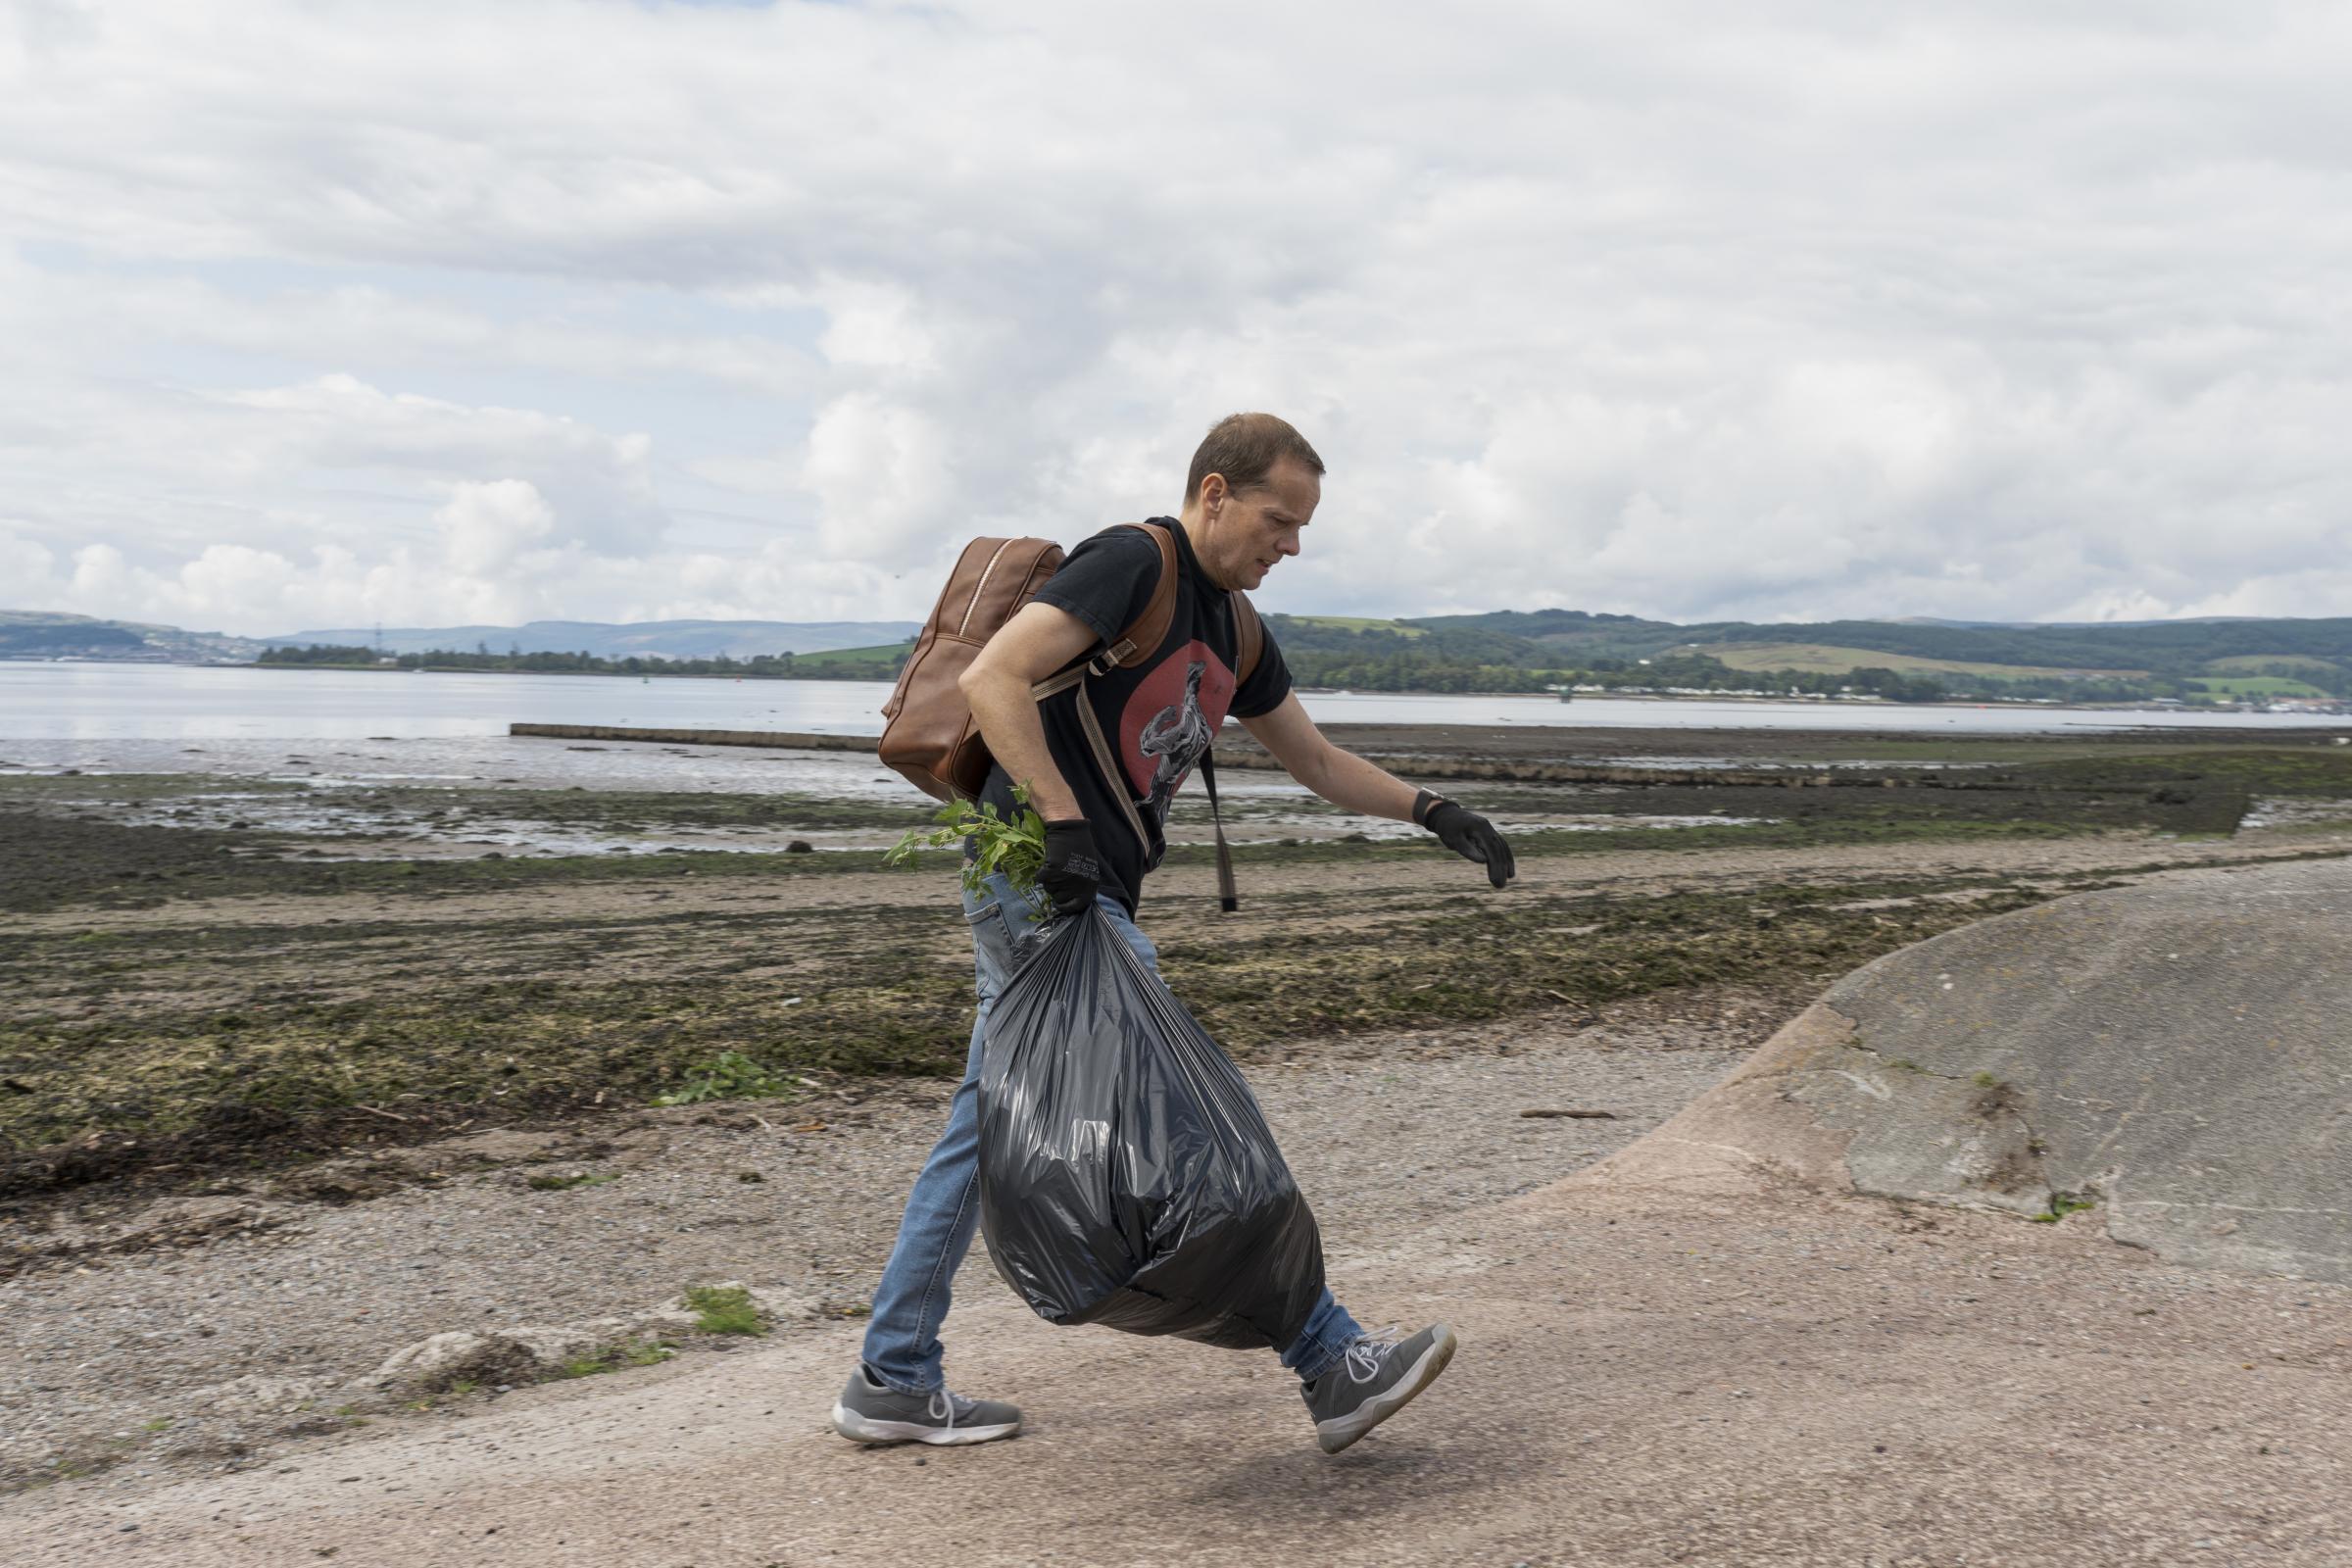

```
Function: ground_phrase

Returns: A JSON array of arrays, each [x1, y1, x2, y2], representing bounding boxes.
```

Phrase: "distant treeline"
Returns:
[[255, 645, 907, 680], [254, 639, 2050, 705], [257, 625, 2349, 707], [1278, 648, 1959, 702], [1267, 614, 2352, 704]]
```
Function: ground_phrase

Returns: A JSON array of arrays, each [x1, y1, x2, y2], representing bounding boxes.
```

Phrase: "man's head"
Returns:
[[1178, 412, 1324, 593]]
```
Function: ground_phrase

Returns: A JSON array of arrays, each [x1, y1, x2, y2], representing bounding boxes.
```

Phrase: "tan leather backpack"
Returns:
[[878, 522, 1262, 807]]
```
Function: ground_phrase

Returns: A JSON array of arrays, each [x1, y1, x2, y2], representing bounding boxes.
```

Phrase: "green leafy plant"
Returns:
[[884, 783, 1048, 902], [652, 1050, 789, 1107], [683, 1284, 767, 1336]]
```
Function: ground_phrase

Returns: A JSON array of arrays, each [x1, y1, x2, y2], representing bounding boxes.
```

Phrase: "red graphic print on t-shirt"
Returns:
[[1117, 639, 1237, 824]]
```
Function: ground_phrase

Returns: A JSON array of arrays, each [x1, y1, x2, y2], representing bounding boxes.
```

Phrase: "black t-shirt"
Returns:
[[977, 517, 1293, 914]]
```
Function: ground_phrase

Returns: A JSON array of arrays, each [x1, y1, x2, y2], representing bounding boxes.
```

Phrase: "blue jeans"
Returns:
[[860, 869, 1362, 1393]]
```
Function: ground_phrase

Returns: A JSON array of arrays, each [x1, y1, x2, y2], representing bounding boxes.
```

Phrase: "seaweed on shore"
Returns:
[[0, 871, 2071, 1200], [6, 737, 2349, 1202]]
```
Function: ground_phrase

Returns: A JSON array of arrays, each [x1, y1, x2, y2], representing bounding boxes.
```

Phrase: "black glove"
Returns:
[[1418, 793, 1515, 890], [1039, 818, 1104, 916]]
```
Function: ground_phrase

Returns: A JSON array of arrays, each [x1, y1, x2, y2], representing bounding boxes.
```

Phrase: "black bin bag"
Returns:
[[976, 903, 1326, 1351]]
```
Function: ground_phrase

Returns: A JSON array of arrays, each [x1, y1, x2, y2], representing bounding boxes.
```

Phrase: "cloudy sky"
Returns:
[[3, 0, 2347, 636]]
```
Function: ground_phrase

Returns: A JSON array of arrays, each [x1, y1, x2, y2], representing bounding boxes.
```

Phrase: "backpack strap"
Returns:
[[1031, 519, 1250, 915], [1090, 522, 1179, 674], [1229, 590, 1262, 686]]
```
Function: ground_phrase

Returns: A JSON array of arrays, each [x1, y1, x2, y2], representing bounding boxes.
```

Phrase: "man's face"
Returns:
[[1200, 457, 1320, 592]]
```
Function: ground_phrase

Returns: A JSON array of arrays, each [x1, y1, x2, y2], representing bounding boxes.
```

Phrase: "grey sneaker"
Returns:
[[1300, 1323, 1458, 1454], [830, 1364, 1022, 1446]]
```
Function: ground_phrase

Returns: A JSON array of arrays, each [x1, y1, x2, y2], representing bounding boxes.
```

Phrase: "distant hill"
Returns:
[[261, 618, 924, 660], [12, 604, 2349, 704], [1353, 610, 2352, 677], [1261, 610, 2351, 702], [0, 611, 263, 663]]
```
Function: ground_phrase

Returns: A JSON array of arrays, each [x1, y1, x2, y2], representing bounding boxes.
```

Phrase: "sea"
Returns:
[[5, 662, 2343, 833], [7, 662, 2348, 746]]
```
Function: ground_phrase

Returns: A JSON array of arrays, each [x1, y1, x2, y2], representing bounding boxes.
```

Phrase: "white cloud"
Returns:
[[801, 392, 952, 561], [434, 479, 556, 576], [811, 280, 940, 378], [0, 518, 906, 634], [2, 1, 2349, 633], [219, 375, 664, 554], [0, 528, 56, 589]]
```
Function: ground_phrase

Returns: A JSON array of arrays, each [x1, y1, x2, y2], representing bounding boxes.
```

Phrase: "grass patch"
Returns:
[[2031, 1192, 2099, 1224], [1278, 614, 1428, 638], [683, 1285, 766, 1337], [791, 641, 915, 666], [2185, 676, 2330, 698], [1701, 642, 2146, 680], [651, 1051, 796, 1107], [2203, 655, 2341, 676], [557, 1341, 675, 1378]]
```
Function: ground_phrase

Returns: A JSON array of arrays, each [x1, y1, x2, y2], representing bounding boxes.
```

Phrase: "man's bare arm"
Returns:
[[1240, 692, 1516, 888], [958, 600, 1103, 820], [1235, 694, 1420, 819]]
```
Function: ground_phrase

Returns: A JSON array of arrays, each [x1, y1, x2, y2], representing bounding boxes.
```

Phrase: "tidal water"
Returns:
[[8, 662, 2345, 747]]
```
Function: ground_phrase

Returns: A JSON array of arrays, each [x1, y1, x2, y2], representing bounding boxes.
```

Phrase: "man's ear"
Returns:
[[1197, 472, 1227, 519]]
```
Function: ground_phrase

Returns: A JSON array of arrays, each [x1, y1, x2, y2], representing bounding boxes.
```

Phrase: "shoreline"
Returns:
[[13, 658, 2344, 718]]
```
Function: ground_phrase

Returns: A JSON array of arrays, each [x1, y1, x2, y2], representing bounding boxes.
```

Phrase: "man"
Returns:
[[833, 413, 1516, 1455]]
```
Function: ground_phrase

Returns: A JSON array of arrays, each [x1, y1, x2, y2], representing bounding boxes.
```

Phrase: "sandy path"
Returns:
[[0, 1004, 1751, 1495], [7, 1128, 2347, 1565]]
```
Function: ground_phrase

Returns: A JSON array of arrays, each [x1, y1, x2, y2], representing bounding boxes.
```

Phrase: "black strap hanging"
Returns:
[[1198, 746, 1239, 913]]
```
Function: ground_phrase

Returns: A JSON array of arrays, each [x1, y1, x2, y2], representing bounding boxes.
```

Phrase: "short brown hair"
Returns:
[[1184, 413, 1325, 506]]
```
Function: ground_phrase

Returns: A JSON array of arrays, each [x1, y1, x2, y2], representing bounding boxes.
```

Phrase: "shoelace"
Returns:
[[925, 1389, 972, 1429], [1341, 1326, 1403, 1385]]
